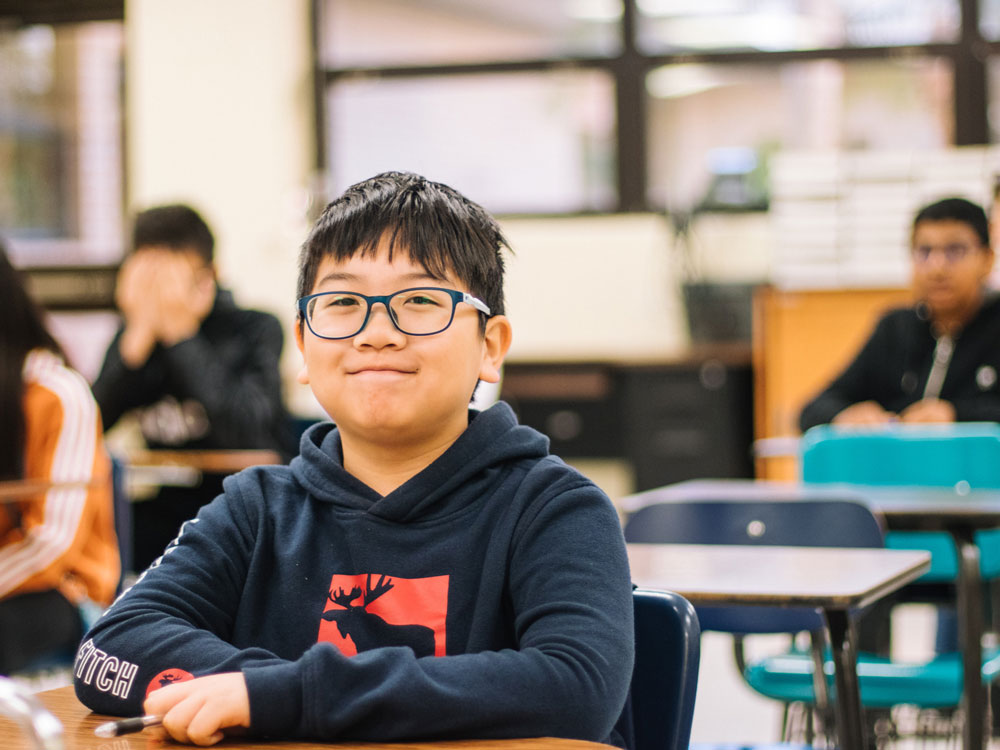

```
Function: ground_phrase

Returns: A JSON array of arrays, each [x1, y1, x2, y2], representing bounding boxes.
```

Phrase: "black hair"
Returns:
[[132, 204, 215, 263], [297, 172, 508, 333], [913, 197, 990, 247], [0, 239, 66, 481]]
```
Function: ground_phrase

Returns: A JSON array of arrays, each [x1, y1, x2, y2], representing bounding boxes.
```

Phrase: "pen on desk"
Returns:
[[94, 714, 163, 738]]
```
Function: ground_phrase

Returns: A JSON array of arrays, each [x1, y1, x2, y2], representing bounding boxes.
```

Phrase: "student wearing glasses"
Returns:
[[799, 196, 1000, 431], [74, 173, 633, 746]]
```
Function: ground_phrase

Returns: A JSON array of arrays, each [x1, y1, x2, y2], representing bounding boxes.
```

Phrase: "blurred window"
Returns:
[[648, 57, 954, 211], [983, 0, 1000, 40], [321, 0, 622, 67], [328, 70, 616, 214], [0, 21, 124, 266], [315, 0, 991, 214], [638, 0, 959, 53]]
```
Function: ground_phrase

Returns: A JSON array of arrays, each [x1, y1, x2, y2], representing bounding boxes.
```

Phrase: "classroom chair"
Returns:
[[794, 424, 1000, 740], [616, 589, 701, 750], [623, 496, 883, 745], [800, 422, 1000, 585], [625, 491, 1000, 745]]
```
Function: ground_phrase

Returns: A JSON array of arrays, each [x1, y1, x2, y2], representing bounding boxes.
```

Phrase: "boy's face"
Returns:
[[295, 239, 511, 451], [911, 219, 994, 319]]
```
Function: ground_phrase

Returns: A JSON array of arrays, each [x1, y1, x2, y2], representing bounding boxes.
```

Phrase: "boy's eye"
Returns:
[[313, 294, 362, 314], [400, 291, 443, 307], [325, 294, 360, 308]]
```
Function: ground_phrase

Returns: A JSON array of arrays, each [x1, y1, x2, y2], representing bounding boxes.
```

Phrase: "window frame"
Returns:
[[313, 0, 997, 214]]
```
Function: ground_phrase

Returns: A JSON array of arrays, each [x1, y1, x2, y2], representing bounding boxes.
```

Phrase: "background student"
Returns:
[[92, 204, 293, 571], [74, 172, 633, 747], [799, 196, 1000, 431], [0, 240, 119, 674]]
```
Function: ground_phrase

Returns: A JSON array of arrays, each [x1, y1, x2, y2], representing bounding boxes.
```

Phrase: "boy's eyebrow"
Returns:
[[315, 270, 447, 287]]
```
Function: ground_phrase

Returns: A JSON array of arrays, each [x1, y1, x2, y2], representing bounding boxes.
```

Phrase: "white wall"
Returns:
[[501, 214, 692, 361], [125, 0, 314, 412]]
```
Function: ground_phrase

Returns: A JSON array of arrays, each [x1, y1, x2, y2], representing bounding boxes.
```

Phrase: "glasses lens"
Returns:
[[943, 244, 971, 262], [912, 244, 975, 264], [306, 293, 368, 338], [390, 288, 454, 334]]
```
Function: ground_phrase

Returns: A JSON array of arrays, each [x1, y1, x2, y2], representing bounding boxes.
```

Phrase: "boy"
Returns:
[[92, 204, 293, 571], [800, 196, 1000, 431], [74, 173, 634, 746]]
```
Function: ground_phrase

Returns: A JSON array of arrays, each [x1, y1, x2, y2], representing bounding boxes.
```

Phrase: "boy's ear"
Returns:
[[478, 315, 513, 384], [294, 321, 310, 385]]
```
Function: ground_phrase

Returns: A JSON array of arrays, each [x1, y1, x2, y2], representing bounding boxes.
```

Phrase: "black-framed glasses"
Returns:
[[911, 243, 980, 264], [298, 287, 491, 340]]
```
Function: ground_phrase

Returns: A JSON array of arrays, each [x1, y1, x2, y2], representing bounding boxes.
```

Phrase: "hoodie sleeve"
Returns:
[[72, 484, 287, 716], [244, 474, 634, 743], [91, 326, 162, 431]]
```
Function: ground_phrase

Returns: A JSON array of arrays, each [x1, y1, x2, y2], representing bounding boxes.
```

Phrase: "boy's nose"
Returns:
[[354, 302, 404, 346]]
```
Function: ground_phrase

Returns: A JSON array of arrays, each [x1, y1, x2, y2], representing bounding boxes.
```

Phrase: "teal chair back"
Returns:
[[800, 423, 1000, 580], [801, 423, 1000, 488]]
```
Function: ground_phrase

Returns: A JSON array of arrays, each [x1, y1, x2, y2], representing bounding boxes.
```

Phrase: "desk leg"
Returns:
[[954, 533, 985, 750], [824, 608, 865, 750]]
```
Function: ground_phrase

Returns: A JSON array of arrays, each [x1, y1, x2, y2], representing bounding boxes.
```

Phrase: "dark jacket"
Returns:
[[92, 288, 292, 458], [799, 293, 1000, 431], [73, 402, 634, 743]]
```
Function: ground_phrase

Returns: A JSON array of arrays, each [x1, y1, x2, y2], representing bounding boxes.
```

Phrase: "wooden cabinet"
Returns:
[[751, 285, 912, 479], [501, 350, 753, 493]]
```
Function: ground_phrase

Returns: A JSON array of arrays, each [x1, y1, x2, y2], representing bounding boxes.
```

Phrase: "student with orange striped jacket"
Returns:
[[0, 240, 119, 674]]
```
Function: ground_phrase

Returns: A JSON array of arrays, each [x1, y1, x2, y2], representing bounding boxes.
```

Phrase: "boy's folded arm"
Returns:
[[245, 481, 634, 742], [73, 489, 280, 716]]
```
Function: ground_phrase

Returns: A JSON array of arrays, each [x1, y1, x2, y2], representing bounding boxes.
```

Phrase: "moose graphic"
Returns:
[[322, 573, 436, 657], [158, 672, 185, 688]]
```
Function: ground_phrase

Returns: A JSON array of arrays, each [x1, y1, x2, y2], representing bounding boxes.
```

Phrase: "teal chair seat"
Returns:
[[747, 647, 1000, 709], [801, 423, 1000, 583]]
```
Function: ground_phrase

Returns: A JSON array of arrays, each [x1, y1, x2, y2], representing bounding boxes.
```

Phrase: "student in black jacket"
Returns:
[[93, 204, 293, 571], [800, 197, 1000, 432]]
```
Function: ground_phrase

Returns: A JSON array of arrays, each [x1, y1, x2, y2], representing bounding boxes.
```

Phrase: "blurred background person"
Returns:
[[799, 197, 1000, 432], [92, 204, 293, 572], [0, 239, 119, 675]]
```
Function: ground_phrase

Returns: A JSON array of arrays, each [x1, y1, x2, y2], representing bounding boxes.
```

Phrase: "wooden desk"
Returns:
[[0, 686, 617, 750], [627, 542, 930, 750], [127, 450, 282, 474], [624, 479, 1000, 750], [0, 479, 103, 503], [123, 450, 283, 490]]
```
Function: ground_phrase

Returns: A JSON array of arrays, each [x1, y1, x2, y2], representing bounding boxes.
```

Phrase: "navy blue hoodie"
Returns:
[[73, 402, 634, 742]]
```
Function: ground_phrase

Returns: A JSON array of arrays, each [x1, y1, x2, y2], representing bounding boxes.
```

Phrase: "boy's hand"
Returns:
[[900, 398, 956, 424], [832, 400, 897, 427], [153, 252, 216, 346], [115, 251, 160, 367], [144, 672, 251, 746]]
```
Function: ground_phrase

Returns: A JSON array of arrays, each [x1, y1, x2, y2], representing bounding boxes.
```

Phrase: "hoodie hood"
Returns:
[[290, 401, 549, 523]]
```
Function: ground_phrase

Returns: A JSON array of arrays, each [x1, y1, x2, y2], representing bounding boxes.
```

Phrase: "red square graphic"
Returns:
[[317, 572, 449, 657]]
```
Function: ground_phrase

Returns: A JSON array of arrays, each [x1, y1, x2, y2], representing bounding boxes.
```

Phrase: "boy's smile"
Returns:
[[295, 239, 511, 476]]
